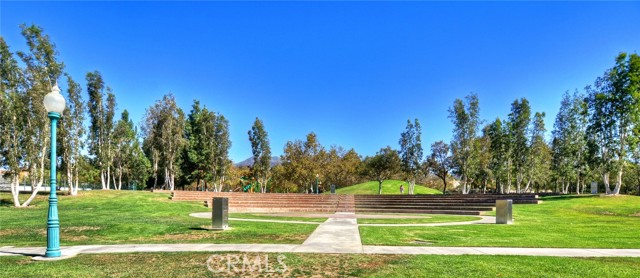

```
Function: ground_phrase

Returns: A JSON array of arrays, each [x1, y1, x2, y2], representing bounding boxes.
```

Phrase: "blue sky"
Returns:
[[2, 1, 639, 162]]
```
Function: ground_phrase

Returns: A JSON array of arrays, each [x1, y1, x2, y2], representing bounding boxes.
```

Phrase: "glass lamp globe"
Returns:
[[43, 83, 66, 113]]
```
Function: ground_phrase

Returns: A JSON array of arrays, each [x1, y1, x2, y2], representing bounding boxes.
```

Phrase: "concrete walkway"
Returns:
[[292, 212, 362, 253]]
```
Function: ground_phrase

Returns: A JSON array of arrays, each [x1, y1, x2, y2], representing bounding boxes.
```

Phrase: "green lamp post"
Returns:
[[43, 83, 65, 258]]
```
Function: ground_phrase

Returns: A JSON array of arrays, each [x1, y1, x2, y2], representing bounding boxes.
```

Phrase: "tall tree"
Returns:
[[487, 118, 509, 194], [449, 93, 480, 194], [60, 75, 85, 195], [552, 91, 588, 194], [248, 117, 272, 193], [508, 98, 531, 193], [398, 119, 423, 194], [474, 126, 493, 193], [112, 110, 138, 190], [587, 53, 640, 195], [427, 141, 452, 194], [142, 94, 186, 191], [184, 100, 214, 190], [363, 146, 401, 194], [0, 37, 26, 206], [211, 114, 231, 192], [14, 24, 65, 206], [86, 71, 117, 190], [526, 112, 552, 193]]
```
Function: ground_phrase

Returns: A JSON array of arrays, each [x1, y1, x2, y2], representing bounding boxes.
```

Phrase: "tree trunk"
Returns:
[[22, 146, 47, 207], [603, 172, 611, 194], [507, 171, 512, 194], [613, 169, 623, 195], [408, 179, 415, 195], [441, 177, 447, 194], [101, 170, 106, 190], [524, 179, 532, 193], [576, 176, 581, 195], [378, 180, 383, 195], [11, 174, 20, 207], [106, 166, 111, 190]]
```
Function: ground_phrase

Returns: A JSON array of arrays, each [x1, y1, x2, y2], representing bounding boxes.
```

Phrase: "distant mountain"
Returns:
[[235, 156, 281, 167]]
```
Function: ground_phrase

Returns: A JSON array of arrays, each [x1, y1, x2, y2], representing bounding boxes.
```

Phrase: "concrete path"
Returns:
[[2, 244, 640, 259], [292, 212, 362, 253]]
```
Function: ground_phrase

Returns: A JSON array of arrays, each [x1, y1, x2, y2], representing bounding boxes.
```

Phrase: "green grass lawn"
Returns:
[[360, 195, 640, 248], [1, 252, 639, 278], [0, 191, 317, 246], [334, 180, 441, 195], [357, 214, 481, 224]]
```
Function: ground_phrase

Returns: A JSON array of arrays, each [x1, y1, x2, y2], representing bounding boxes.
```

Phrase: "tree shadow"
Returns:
[[539, 194, 599, 202]]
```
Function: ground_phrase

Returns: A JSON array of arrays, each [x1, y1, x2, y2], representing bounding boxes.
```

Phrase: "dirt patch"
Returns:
[[630, 212, 640, 217], [64, 226, 100, 232]]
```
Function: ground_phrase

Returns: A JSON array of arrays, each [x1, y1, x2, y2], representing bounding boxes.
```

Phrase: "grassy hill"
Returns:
[[333, 180, 442, 195]]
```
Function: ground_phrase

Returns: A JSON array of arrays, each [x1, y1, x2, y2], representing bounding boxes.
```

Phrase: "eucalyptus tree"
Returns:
[[398, 119, 423, 194], [507, 98, 531, 193], [474, 126, 493, 193], [552, 91, 588, 194], [248, 117, 272, 193], [0, 37, 26, 206], [427, 141, 452, 194], [526, 112, 552, 193], [14, 24, 65, 206], [211, 114, 231, 192], [142, 94, 186, 191], [449, 93, 480, 194], [112, 110, 138, 190], [363, 146, 401, 195], [86, 71, 117, 189], [586, 53, 640, 195], [60, 75, 85, 195], [486, 118, 510, 194]]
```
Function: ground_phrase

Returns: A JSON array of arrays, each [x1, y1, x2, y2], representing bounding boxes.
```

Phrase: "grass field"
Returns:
[[1, 252, 639, 278], [334, 180, 441, 195], [360, 195, 640, 248], [0, 191, 318, 246]]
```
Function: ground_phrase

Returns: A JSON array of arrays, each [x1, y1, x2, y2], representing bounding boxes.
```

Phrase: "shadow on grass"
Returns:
[[539, 194, 599, 202], [0, 199, 14, 207]]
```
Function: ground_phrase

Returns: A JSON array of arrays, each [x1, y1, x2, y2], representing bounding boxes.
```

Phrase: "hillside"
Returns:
[[333, 180, 442, 195], [235, 156, 281, 167]]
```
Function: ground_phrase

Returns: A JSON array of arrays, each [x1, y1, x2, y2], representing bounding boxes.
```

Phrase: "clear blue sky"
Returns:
[[2, 1, 639, 162]]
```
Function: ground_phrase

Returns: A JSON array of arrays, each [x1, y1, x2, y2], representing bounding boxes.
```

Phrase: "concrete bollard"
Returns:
[[496, 199, 513, 224], [211, 197, 229, 230]]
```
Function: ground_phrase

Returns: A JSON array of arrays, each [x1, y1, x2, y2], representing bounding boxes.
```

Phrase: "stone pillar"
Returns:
[[496, 199, 513, 224], [211, 197, 228, 230], [591, 182, 598, 194]]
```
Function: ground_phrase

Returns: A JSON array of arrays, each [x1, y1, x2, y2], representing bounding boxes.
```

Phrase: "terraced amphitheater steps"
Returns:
[[170, 191, 540, 215]]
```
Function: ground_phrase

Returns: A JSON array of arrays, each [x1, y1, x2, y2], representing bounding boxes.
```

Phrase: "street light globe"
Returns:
[[43, 83, 66, 114]]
